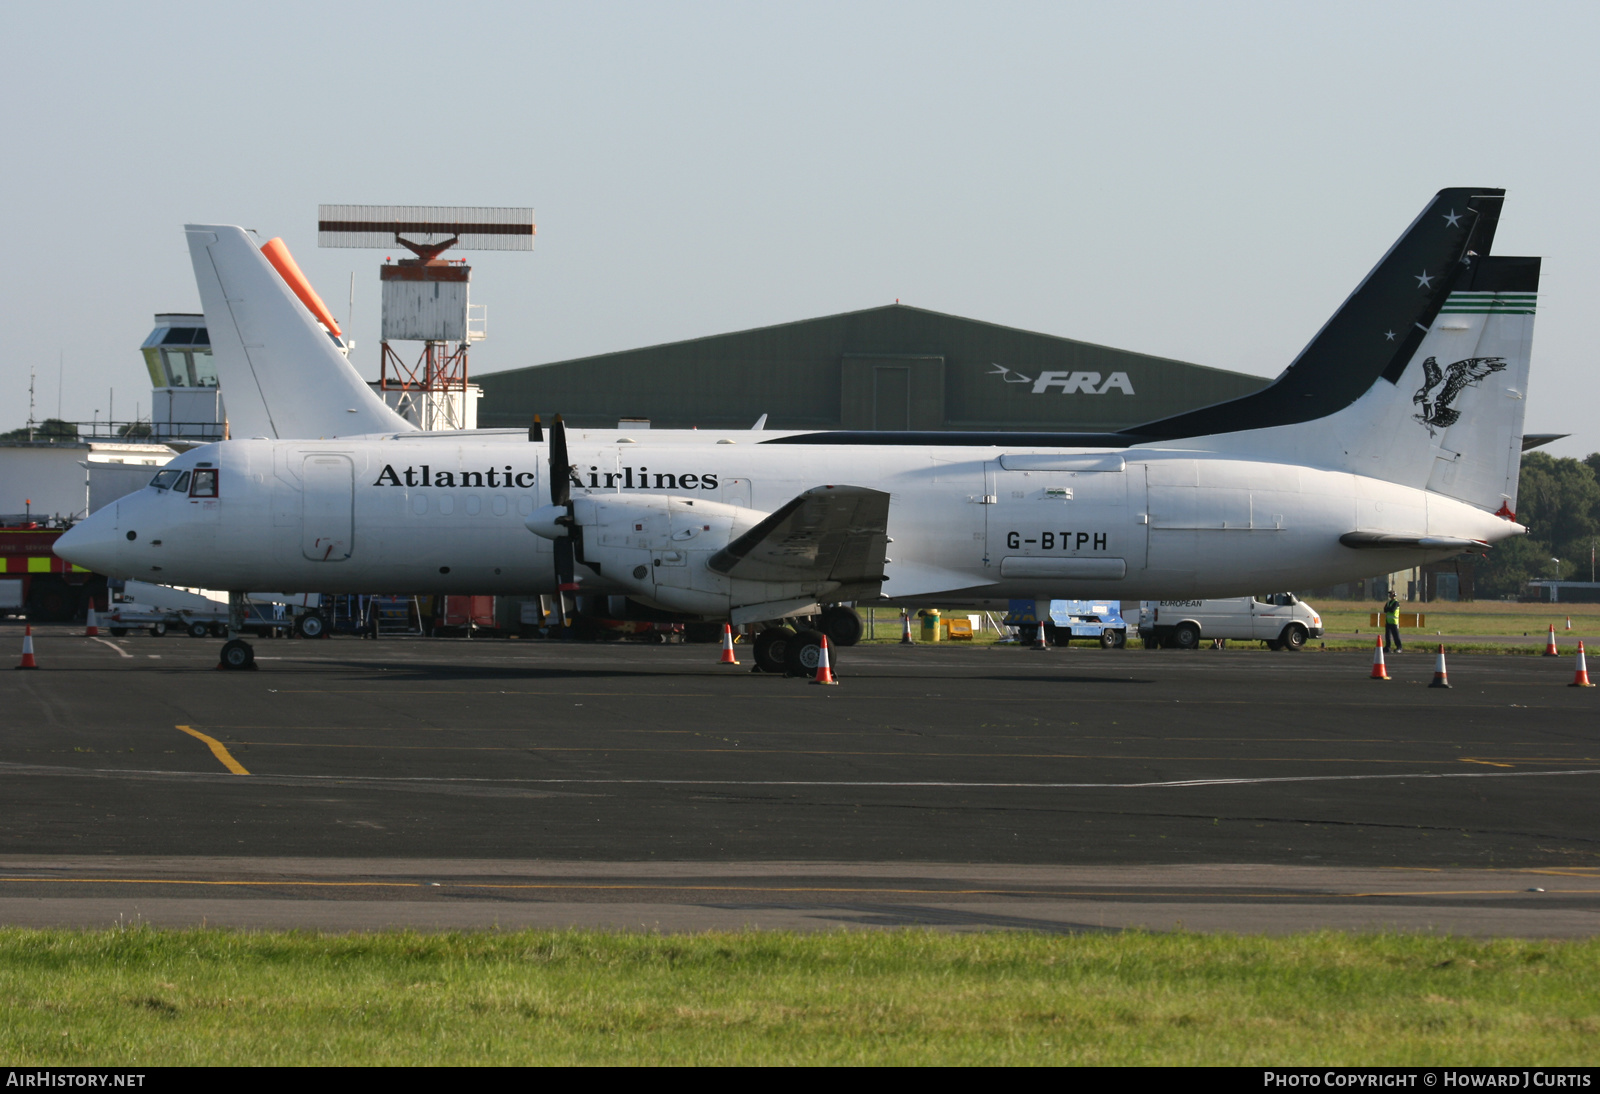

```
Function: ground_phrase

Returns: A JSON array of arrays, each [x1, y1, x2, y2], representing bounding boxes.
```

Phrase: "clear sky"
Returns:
[[2, 1, 1595, 455]]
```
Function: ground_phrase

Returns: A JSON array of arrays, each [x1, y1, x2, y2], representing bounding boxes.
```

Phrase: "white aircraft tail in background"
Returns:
[[186, 224, 416, 440]]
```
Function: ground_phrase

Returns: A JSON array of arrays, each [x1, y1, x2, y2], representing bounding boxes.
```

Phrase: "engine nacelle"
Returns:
[[525, 493, 836, 618]]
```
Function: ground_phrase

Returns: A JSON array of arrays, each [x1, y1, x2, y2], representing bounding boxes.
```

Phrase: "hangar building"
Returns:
[[476, 304, 1269, 433]]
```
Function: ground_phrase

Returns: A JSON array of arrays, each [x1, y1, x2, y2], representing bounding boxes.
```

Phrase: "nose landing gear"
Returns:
[[216, 591, 258, 671], [219, 638, 256, 670]]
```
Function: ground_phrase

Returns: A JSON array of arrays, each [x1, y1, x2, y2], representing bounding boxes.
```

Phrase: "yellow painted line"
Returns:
[[1522, 869, 1600, 877], [175, 725, 250, 776], [1462, 758, 1516, 768]]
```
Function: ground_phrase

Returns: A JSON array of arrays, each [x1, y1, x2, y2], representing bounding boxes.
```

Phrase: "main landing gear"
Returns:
[[216, 591, 258, 671], [751, 625, 838, 677]]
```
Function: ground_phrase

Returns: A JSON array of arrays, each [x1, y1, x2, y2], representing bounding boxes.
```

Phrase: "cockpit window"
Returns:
[[150, 469, 182, 491], [190, 469, 218, 498], [172, 471, 192, 494]]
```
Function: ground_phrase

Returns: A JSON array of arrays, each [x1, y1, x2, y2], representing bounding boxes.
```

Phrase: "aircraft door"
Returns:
[[301, 455, 354, 562], [985, 455, 1132, 585]]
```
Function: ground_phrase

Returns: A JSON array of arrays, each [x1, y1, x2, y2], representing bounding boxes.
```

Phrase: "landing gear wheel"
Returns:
[[818, 605, 864, 647], [1172, 622, 1201, 650], [218, 638, 256, 671], [295, 613, 326, 639], [187, 621, 209, 639], [753, 627, 795, 674], [148, 622, 167, 638], [1281, 623, 1308, 651], [785, 628, 834, 678]]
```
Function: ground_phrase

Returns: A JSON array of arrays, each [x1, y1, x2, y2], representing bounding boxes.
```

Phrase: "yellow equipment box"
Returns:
[[944, 618, 974, 640]]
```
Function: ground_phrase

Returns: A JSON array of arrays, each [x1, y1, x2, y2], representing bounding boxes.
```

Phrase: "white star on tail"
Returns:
[[1415, 270, 1434, 289], [1442, 209, 1462, 228], [1385, 331, 1396, 341]]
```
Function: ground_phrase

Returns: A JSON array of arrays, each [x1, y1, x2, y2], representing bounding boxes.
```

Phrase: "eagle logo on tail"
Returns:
[[1412, 356, 1507, 435]]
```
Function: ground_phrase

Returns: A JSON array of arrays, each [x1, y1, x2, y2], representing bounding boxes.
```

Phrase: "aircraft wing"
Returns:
[[708, 485, 891, 598]]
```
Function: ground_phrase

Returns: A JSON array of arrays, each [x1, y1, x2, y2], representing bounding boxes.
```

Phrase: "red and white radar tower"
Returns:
[[317, 205, 535, 430]]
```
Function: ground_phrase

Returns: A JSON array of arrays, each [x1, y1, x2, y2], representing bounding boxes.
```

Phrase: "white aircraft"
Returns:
[[59, 188, 1537, 673]]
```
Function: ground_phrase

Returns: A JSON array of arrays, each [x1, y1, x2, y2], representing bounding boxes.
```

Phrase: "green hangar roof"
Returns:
[[476, 304, 1268, 433]]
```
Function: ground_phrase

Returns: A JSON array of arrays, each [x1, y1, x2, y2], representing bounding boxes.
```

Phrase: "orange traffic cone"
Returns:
[[1571, 641, 1595, 688], [1543, 625, 1559, 657], [1566, 617, 1573, 631], [1370, 637, 1389, 680], [718, 623, 740, 665], [811, 635, 838, 685], [84, 605, 99, 637], [1031, 623, 1050, 651], [1428, 645, 1451, 689], [15, 626, 38, 670], [900, 610, 914, 645]]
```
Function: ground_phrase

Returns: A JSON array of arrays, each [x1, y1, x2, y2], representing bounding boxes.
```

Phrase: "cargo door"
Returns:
[[301, 455, 354, 561]]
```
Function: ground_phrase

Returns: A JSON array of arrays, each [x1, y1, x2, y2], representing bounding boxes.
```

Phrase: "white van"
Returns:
[[1138, 594, 1323, 651]]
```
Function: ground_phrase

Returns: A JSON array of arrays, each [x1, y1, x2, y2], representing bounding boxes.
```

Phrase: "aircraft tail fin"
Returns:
[[1128, 188, 1507, 440], [1128, 190, 1539, 516], [185, 225, 415, 439]]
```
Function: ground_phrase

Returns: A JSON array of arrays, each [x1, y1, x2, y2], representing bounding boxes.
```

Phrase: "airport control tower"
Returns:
[[317, 205, 535, 431]]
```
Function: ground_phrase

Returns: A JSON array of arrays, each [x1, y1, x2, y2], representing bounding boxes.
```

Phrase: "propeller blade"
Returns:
[[549, 414, 571, 507], [553, 537, 576, 627], [549, 414, 576, 627], [529, 413, 543, 442]]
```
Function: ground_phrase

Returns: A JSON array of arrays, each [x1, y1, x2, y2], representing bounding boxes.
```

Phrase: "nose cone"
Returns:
[[54, 505, 133, 578]]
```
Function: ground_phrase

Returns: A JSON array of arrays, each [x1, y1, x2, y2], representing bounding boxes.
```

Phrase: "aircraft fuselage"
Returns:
[[59, 437, 1518, 606]]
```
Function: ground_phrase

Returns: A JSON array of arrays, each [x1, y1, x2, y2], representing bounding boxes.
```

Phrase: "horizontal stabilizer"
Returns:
[[709, 485, 891, 596], [1339, 532, 1487, 551]]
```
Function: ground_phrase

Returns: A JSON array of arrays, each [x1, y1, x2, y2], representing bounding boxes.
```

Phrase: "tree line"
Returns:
[[1477, 452, 1600, 598]]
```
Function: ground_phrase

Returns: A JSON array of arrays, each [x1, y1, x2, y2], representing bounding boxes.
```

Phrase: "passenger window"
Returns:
[[190, 469, 218, 497], [172, 471, 191, 494]]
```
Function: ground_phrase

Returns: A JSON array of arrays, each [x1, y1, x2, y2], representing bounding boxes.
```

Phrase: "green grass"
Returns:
[[4, 928, 1599, 1065]]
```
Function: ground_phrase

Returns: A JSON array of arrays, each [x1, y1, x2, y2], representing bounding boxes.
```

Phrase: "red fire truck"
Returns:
[[0, 524, 108, 622]]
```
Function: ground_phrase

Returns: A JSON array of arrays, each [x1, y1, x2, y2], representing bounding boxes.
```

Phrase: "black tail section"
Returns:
[[1121, 188, 1505, 441]]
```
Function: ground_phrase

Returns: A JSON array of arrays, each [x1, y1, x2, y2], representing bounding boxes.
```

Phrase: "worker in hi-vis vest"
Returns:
[[1383, 590, 1403, 654]]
